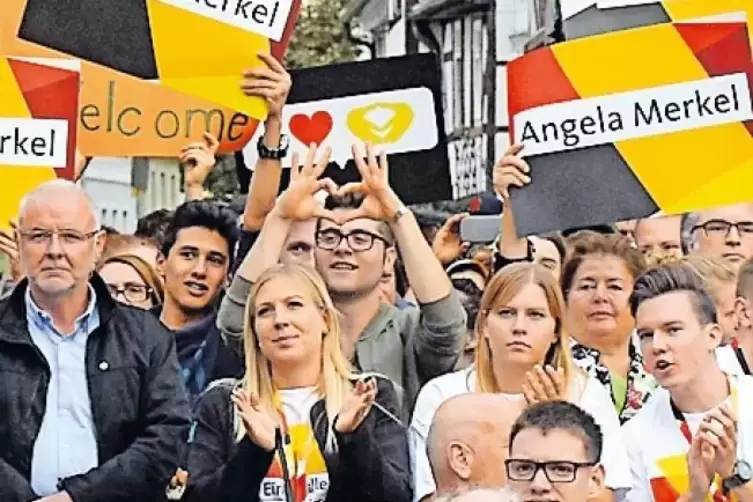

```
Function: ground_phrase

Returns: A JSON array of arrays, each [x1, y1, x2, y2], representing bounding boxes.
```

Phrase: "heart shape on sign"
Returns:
[[289, 111, 334, 147]]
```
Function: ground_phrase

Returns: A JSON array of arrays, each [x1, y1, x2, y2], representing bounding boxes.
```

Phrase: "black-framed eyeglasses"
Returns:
[[505, 459, 596, 483], [106, 283, 153, 304], [692, 219, 753, 239], [316, 228, 387, 252], [19, 228, 100, 246]]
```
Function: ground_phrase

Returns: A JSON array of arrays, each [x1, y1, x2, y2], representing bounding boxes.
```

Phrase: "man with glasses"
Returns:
[[506, 401, 607, 502], [681, 203, 753, 270], [0, 180, 190, 502], [223, 143, 466, 419]]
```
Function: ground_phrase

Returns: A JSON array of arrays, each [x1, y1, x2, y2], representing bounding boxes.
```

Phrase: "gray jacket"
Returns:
[[217, 275, 466, 421]]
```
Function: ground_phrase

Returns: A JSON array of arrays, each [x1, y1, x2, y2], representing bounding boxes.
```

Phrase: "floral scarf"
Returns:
[[569, 337, 657, 424]]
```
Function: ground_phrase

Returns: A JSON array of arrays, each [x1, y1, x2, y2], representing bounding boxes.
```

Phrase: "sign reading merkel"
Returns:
[[506, 17, 753, 236]]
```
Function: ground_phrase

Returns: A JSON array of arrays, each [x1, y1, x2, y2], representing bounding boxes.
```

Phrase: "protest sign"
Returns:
[[507, 18, 753, 236], [242, 54, 451, 205], [0, 0, 301, 156], [0, 56, 80, 228], [17, 0, 300, 119]]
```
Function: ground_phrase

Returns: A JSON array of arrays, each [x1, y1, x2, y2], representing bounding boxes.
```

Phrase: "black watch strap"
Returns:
[[257, 134, 289, 160]]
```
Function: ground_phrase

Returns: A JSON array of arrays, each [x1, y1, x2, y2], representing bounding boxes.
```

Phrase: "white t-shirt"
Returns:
[[409, 368, 631, 502], [716, 345, 746, 376], [259, 387, 329, 502], [623, 375, 753, 502]]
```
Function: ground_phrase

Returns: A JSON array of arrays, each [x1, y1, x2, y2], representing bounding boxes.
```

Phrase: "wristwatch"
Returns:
[[391, 206, 410, 224], [723, 460, 753, 493], [257, 134, 290, 160]]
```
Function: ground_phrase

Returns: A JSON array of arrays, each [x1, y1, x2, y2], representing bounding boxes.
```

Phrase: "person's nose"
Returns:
[[726, 225, 742, 246], [333, 235, 353, 257], [273, 307, 291, 328], [529, 467, 552, 493], [512, 313, 528, 334], [44, 233, 65, 258], [650, 329, 670, 353], [191, 257, 208, 278]]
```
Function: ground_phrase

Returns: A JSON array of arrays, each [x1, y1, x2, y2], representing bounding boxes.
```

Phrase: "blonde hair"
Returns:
[[236, 263, 356, 451], [475, 262, 575, 396], [681, 255, 737, 305]]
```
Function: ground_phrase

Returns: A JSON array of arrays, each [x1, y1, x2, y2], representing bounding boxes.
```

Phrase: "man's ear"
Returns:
[[587, 464, 606, 501], [447, 441, 473, 481], [736, 297, 752, 330], [383, 246, 397, 271], [706, 323, 723, 352]]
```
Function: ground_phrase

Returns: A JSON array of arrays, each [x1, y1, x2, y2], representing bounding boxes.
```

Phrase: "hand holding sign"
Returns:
[[241, 52, 292, 120], [493, 144, 531, 200], [339, 143, 404, 222], [276, 143, 337, 221], [181, 132, 220, 198]]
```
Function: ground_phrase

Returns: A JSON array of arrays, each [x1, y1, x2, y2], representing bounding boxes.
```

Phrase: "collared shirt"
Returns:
[[26, 285, 101, 496]]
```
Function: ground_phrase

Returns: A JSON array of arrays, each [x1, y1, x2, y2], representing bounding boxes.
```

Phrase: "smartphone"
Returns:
[[460, 215, 500, 244]]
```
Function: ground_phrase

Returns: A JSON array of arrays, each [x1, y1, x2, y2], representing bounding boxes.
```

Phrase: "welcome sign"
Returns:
[[2, 0, 300, 158], [0, 56, 80, 229], [507, 18, 753, 236]]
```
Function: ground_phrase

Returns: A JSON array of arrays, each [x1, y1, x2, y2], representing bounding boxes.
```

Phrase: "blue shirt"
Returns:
[[26, 286, 100, 496]]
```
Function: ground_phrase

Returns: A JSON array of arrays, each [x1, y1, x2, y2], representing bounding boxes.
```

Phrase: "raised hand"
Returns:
[[432, 213, 470, 265], [231, 389, 277, 452], [241, 52, 292, 120], [493, 144, 531, 200], [0, 220, 21, 282], [275, 143, 337, 221], [337, 143, 403, 222], [522, 365, 566, 405], [181, 132, 220, 187], [335, 377, 377, 434], [699, 405, 737, 479]]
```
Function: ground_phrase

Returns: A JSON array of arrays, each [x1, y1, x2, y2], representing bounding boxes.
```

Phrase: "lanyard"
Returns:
[[669, 378, 739, 502], [734, 348, 752, 376], [273, 392, 317, 502]]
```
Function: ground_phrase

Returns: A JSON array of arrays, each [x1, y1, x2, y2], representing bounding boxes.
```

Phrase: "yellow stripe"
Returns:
[[146, 0, 271, 119], [0, 57, 57, 230], [551, 23, 753, 211]]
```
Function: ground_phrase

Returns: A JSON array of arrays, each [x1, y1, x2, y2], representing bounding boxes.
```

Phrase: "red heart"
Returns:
[[289, 111, 334, 147]]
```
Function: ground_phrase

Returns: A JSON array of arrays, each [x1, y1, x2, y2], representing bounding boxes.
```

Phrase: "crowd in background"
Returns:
[[1, 52, 753, 502]]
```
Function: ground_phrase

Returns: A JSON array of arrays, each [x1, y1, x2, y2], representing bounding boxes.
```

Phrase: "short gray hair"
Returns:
[[680, 212, 701, 254], [435, 487, 520, 502], [18, 179, 101, 229]]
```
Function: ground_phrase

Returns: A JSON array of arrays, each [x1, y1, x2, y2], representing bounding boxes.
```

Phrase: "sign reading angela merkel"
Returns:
[[507, 16, 753, 236]]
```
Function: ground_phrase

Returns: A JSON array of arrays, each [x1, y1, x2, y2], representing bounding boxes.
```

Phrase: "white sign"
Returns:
[[156, 0, 294, 41], [513, 73, 753, 156], [597, 0, 657, 8], [0, 118, 68, 167], [244, 87, 439, 168]]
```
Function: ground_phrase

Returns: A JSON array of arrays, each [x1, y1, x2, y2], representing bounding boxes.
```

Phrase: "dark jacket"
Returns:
[[184, 376, 412, 502], [152, 306, 244, 407], [0, 275, 192, 502]]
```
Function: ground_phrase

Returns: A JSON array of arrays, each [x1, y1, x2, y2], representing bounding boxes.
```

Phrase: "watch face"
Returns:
[[279, 134, 290, 150], [738, 460, 753, 480]]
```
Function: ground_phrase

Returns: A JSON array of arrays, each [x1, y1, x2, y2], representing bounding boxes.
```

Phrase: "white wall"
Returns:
[[80, 157, 138, 233], [140, 158, 184, 216]]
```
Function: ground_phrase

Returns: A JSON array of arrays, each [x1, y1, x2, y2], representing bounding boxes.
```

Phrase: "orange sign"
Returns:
[[1, 0, 301, 157]]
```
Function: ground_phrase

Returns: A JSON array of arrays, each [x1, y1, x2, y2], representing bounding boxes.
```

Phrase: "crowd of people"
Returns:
[[1, 52, 753, 502]]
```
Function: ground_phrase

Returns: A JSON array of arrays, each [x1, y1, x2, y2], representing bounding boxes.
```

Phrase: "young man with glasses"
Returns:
[[506, 401, 607, 502], [625, 262, 753, 502], [681, 203, 753, 270], [225, 143, 466, 419]]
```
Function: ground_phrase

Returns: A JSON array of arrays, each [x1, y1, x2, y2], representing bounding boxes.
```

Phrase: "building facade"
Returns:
[[343, 0, 540, 200]]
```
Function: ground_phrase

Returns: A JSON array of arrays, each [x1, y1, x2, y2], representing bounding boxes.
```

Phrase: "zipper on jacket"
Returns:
[[275, 427, 294, 502]]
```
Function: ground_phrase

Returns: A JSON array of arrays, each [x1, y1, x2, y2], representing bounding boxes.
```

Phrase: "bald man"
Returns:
[[436, 487, 520, 502], [0, 180, 190, 502], [420, 393, 523, 501]]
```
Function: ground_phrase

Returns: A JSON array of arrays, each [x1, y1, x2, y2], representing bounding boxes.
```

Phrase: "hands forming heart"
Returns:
[[276, 142, 404, 223]]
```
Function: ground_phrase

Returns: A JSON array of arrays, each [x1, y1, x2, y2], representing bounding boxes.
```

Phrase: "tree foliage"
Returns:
[[285, 0, 361, 70]]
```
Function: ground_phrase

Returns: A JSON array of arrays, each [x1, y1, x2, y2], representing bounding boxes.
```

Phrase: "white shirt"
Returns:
[[716, 345, 746, 376], [624, 375, 753, 502], [409, 368, 631, 502]]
